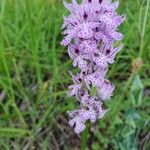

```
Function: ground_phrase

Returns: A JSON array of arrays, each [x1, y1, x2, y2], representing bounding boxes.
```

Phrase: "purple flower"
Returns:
[[61, 0, 125, 133]]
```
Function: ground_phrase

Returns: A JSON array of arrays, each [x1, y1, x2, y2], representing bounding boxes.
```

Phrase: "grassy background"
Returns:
[[0, 0, 150, 149]]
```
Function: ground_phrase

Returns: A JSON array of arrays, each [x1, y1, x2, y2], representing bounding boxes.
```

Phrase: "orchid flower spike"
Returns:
[[61, 0, 125, 134]]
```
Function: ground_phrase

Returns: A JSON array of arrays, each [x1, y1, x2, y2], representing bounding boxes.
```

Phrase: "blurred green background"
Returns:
[[0, 0, 150, 149]]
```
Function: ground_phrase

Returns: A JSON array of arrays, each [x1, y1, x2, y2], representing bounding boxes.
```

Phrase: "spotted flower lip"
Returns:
[[61, 0, 125, 134]]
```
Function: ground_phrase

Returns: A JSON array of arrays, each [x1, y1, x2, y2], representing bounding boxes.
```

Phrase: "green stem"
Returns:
[[81, 123, 90, 150], [139, 0, 150, 58]]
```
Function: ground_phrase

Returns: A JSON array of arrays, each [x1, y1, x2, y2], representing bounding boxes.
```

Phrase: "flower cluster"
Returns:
[[61, 0, 125, 134]]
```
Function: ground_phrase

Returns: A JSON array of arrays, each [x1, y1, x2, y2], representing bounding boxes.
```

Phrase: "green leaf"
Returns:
[[129, 75, 144, 106], [125, 109, 141, 128], [125, 109, 141, 120], [0, 128, 30, 138], [90, 86, 98, 97], [131, 75, 143, 91]]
